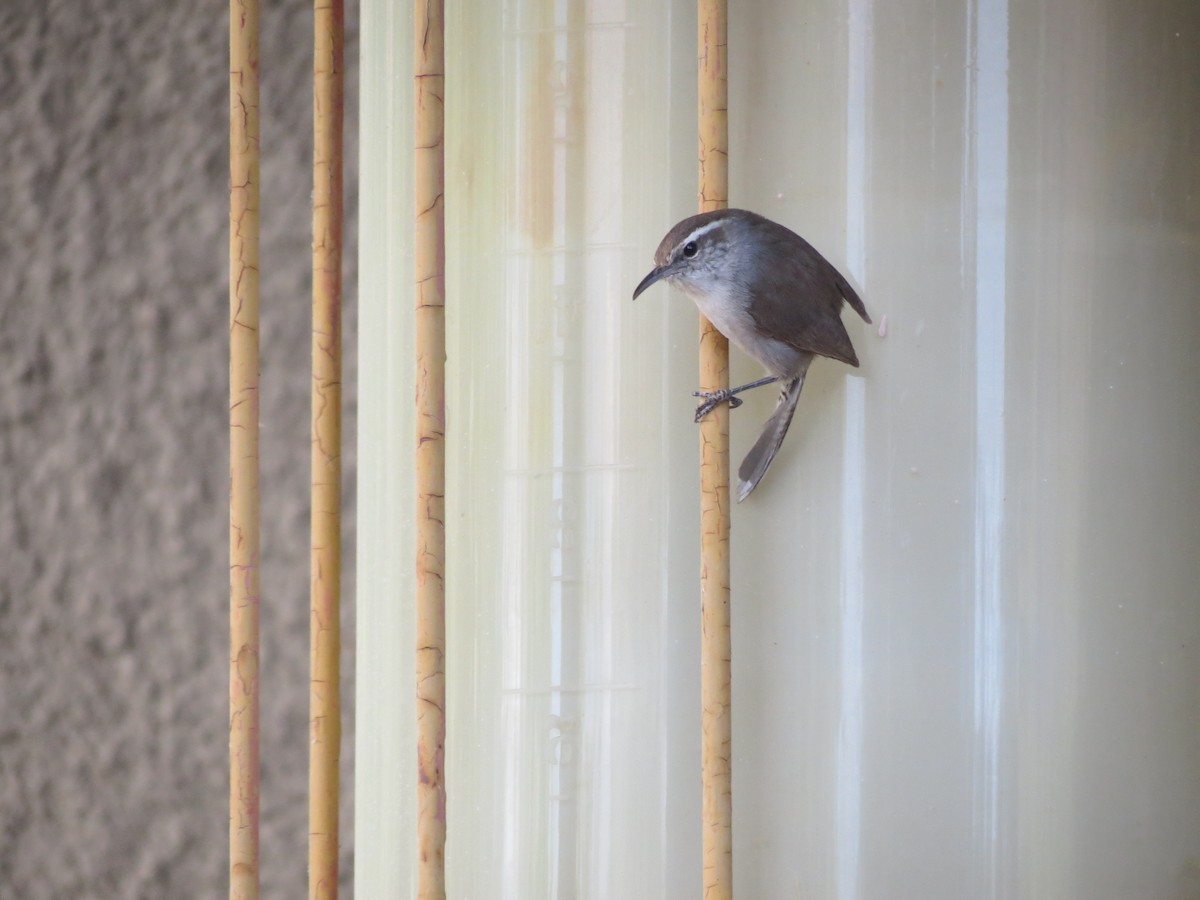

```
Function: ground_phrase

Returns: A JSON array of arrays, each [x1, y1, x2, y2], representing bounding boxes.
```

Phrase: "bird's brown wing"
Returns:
[[833, 265, 871, 324], [745, 240, 865, 367], [738, 214, 870, 366]]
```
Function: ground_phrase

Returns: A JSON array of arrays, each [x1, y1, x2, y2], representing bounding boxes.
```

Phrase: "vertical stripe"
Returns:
[[969, 0, 1009, 894], [837, 3, 871, 898]]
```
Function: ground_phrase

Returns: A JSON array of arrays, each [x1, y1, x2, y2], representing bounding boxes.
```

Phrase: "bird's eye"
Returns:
[[683, 241, 698, 258]]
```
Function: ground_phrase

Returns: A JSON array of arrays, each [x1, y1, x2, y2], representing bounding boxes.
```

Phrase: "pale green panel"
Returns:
[[727, 1, 1200, 898], [358, 0, 1200, 896], [444, 1, 694, 897], [355, 0, 416, 895]]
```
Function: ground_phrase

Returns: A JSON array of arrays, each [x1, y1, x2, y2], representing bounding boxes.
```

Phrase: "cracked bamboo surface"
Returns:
[[229, 0, 261, 897], [309, 1, 344, 897], [698, 0, 732, 897], [414, 0, 447, 896]]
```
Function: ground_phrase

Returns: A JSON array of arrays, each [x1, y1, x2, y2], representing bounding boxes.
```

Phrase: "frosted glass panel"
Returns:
[[727, 1, 1200, 897], [359, 0, 1200, 896], [445, 2, 687, 897]]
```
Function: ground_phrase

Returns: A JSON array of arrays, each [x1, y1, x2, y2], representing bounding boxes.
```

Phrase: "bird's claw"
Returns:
[[692, 389, 743, 422]]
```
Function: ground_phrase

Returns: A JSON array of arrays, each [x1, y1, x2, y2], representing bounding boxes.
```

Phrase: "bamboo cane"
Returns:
[[414, 0, 447, 895], [309, 1, 344, 897], [229, 0, 261, 896], [698, 0, 732, 897]]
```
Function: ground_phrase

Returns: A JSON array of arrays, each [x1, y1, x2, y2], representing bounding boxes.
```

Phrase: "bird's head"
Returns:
[[632, 209, 749, 300]]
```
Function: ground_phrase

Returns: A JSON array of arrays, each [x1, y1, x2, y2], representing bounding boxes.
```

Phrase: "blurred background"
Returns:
[[0, 1, 358, 894]]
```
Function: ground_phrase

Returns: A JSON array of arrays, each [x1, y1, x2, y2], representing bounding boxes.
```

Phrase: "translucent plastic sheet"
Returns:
[[358, 1, 1200, 896]]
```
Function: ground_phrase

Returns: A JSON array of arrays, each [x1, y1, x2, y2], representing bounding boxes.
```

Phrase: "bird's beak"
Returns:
[[632, 265, 670, 300]]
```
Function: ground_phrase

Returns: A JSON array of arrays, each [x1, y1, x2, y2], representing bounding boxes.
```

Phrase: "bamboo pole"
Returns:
[[414, 0, 447, 896], [698, 0, 732, 897], [309, 0, 344, 897], [229, 0, 261, 896]]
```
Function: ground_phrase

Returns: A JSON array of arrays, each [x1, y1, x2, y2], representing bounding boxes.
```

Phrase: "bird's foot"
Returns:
[[692, 388, 743, 423]]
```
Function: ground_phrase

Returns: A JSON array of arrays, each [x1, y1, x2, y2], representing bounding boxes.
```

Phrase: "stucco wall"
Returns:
[[0, 1, 358, 894]]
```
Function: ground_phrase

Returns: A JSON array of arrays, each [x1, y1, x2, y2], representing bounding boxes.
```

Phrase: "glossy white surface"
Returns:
[[358, 0, 1200, 895], [444, 3, 682, 896], [356, 0, 417, 894]]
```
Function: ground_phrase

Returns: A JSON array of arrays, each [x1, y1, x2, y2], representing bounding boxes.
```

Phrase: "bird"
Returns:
[[632, 208, 870, 501]]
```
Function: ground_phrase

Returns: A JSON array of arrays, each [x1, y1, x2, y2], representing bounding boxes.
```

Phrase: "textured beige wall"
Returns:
[[0, 1, 357, 894]]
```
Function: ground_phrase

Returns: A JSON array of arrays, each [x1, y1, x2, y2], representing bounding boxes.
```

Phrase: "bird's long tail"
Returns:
[[737, 370, 807, 502]]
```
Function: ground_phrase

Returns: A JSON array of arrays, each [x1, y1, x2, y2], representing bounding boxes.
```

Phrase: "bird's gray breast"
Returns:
[[676, 280, 805, 377]]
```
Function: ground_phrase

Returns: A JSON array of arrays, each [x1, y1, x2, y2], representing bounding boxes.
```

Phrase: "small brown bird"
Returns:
[[633, 208, 870, 500]]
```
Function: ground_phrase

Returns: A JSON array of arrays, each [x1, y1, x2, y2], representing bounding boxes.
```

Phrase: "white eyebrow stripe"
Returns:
[[675, 218, 727, 252]]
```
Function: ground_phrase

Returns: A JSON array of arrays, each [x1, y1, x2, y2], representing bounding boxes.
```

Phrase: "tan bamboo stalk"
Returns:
[[229, 0, 261, 896], [309, 0, 344, 896], [698, 0, 732, 897], [414, 0, 447, 896]]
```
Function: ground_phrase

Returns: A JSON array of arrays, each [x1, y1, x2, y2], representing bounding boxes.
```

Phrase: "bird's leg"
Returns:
[[692, 375, 780, 422]]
